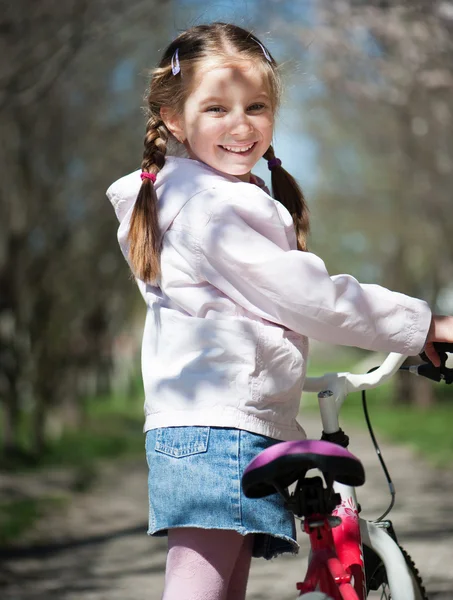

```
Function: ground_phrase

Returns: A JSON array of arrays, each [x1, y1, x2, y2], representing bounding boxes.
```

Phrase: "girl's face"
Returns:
[[162, 60, 274, 182]]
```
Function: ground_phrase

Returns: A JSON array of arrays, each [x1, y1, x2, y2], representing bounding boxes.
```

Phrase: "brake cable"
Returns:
[[361, 366, 395, 522], [363, 351, 453, 522]]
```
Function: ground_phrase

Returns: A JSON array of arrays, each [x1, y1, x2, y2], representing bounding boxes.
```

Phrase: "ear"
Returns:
[[160, 107, 185, 143]]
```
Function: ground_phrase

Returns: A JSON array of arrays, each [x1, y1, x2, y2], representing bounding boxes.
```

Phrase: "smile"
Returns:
[[220, 142, 257, 155]]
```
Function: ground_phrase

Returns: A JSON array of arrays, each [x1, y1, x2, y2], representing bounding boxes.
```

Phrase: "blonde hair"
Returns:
[[128, 22, 310, 283]]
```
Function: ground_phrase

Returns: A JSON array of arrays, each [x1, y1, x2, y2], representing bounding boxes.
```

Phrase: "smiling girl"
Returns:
[[106, 22, 453, 600]]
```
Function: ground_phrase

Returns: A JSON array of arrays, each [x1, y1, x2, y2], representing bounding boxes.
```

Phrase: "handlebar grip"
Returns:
[[416, 363, 443, 383], [431, 342, 453, 354], [419, 342, 453, 365], [419, 342, 453, 384]]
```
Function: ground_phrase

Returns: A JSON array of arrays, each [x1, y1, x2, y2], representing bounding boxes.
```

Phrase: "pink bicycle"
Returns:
[[243, 343, 453, 599]]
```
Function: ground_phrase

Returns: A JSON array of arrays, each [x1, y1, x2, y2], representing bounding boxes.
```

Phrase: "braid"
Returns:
[[127, 118, 169, 283], [142, 116, 168, 172], [264, 145, 310, 251]]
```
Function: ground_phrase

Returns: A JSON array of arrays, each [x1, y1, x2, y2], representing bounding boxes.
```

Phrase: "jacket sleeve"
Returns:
[[198, 193, 432, 355]]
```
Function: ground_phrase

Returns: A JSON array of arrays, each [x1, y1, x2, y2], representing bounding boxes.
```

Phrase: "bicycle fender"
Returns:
[[360, 519, 415, 600]]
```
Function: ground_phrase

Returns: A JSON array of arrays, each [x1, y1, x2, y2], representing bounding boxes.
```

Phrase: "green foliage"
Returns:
[[42, 395, 145, 468], [306, 346, 367, 376], [0, 392, 145, 472], [0, 392, 145, 546], [0, 496, 67, 546], [341, 387, 453, 468]]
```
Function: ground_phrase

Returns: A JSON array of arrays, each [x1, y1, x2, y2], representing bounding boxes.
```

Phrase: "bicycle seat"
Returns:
[[242, 440, 365, 498]]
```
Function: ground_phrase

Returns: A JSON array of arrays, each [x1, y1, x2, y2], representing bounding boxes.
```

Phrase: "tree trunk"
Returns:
[[394, 358, 435, 407]]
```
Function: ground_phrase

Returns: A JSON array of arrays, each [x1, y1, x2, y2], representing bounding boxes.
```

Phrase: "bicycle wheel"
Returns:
[[364, 544, 428, 599]]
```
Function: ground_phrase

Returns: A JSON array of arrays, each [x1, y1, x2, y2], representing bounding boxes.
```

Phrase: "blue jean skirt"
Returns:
[[145, 426, 298, 560]]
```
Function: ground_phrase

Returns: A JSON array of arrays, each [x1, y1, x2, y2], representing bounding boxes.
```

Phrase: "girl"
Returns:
[[107, 22, 452, 600]]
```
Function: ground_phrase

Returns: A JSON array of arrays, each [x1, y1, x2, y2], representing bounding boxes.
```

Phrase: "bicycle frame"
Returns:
[[297, 513, 361, 599], [331, 483, 366, 599], [297, 353, 418, 600]]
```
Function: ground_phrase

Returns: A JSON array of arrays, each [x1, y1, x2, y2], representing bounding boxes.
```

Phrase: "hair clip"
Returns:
[[254, 39, 272, 63], [171, 48, 181, 76]]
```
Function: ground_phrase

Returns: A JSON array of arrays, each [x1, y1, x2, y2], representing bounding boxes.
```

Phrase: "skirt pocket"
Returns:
[[154, 426, 210, 458]]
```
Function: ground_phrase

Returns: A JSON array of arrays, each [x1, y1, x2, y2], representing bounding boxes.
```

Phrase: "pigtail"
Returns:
[[264, 145, 310, 251], [127, 116, 168, 283]]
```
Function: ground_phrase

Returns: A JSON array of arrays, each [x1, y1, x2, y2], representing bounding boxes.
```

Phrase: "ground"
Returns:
[[1, 414, 452, 599]]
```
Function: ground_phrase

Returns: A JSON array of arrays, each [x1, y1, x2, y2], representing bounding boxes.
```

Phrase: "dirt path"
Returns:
[[1, 414, 452, 599]]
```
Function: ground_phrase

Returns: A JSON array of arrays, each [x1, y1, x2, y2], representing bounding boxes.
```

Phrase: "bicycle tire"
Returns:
[[364, 544, 428, 599]]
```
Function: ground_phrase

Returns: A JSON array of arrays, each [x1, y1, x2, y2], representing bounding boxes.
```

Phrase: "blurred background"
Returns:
[[1, 0, 453, 557]]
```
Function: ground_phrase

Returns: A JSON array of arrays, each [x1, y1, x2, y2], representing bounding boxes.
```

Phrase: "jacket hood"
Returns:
[[106, 156, 270, 237]]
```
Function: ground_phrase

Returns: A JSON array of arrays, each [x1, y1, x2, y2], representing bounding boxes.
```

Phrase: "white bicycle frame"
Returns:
[[303, 352, 417, 600]]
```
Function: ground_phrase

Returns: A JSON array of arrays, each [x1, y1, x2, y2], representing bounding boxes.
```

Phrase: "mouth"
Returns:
[[219, 142, 257, 156]]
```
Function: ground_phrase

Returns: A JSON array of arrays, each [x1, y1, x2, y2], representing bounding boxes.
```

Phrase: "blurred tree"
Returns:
[[0, 0, 171, 459], [2, 0, 452, 463], [0, 0, 90, 458], [290, 0, 453, 405]]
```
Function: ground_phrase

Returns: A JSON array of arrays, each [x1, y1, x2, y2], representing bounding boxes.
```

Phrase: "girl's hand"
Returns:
[[424, 315, 453, 366]]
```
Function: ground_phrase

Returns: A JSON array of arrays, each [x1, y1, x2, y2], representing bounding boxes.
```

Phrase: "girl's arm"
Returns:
[[199, 193, 433, 356]]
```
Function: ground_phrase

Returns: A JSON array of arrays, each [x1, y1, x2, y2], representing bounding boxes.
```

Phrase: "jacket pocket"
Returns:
[[155, 426, 210, 458]]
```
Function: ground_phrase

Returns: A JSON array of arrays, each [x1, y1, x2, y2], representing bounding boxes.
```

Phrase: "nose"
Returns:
[[229, 110, 254, 136]]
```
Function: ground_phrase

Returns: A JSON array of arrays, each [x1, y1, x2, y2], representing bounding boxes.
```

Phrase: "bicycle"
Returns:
[[242, 342, 453, 599]]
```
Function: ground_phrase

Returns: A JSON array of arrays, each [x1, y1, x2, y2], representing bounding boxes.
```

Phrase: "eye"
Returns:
[[206, 106, 225, 113], [248, 103, 266, 111]]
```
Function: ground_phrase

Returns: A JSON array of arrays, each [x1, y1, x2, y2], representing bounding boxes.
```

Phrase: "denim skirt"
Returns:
[[145, 426, 298, 559]]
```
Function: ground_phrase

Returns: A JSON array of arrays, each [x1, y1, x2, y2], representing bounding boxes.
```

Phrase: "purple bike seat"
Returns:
[[242, 440, 365, 499]]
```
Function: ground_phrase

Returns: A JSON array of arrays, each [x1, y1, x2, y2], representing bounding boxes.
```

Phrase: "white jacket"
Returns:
[[107, 156, 431, 441]]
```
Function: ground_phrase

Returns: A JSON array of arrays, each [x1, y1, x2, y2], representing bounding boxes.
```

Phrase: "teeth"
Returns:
[[222, 143, 254, 153]]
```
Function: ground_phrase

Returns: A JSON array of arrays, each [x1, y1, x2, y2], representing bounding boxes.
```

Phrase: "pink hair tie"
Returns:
[[140, 172, 156, 183]]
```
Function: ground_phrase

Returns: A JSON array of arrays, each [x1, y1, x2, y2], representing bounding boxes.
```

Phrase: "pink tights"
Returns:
[[162, 528, 254, 600]]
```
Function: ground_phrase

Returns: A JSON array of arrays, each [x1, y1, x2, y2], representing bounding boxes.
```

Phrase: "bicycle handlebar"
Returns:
[[302, 342, 453, 489], [303, 343, 453, 403], [303, 352, 406, 398]]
